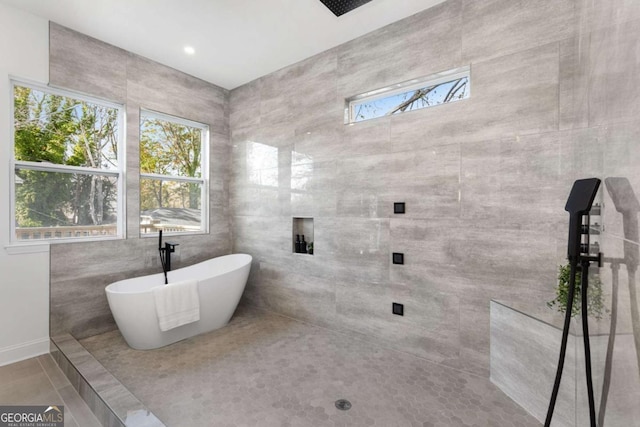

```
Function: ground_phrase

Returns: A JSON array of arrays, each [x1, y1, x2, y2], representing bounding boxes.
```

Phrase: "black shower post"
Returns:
[[545, 178, 601, 427]]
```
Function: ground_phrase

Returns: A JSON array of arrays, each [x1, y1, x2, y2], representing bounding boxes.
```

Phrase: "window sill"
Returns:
[[140, 230, 208, 238], [6, 235, 125, 253], [4, 243, 50, 255]]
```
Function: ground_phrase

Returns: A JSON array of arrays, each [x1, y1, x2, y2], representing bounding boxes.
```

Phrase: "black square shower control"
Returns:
[[394, 202, 405, 214], [392, 303, 404, 316], [392, 253, 404, 265]]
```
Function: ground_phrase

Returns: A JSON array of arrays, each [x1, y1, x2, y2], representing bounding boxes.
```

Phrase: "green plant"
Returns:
[[547, 263, 607, 319]]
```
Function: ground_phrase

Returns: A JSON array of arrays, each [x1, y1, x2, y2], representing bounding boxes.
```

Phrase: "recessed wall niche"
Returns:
[[292, 217, 314, 255]]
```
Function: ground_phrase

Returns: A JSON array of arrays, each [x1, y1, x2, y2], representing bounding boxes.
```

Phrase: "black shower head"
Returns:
[[565, 178, 601, 215], [319, 0, 374, 16], [565, 178, 601, 263]]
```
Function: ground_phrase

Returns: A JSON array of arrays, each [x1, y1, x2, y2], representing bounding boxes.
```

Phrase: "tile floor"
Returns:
[[0, 354, 102, 427], [79, 306, 541, 427]]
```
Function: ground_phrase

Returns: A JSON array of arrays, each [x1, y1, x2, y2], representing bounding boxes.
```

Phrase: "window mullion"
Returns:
[[15, 160, 120, 177], [140, 173, 204, 184]]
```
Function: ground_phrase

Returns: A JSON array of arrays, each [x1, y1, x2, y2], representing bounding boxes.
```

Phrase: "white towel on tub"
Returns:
[[152, 279, 200, 332]]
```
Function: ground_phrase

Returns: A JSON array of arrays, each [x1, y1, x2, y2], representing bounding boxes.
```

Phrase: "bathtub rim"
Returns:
[[105, 253, 252, 295]]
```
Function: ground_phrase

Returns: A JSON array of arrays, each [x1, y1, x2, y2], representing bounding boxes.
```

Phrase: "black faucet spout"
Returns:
[[158, 230, 179, 285], [163, 242, 179, 272]]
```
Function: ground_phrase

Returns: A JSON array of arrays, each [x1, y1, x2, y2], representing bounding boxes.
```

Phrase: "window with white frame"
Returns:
[[139, 110, 208, 236], [11, 81, 125, 242], [346, 66, 470, 124]]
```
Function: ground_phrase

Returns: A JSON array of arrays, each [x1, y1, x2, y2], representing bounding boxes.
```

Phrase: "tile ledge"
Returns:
[[51, 335, 166, 427]]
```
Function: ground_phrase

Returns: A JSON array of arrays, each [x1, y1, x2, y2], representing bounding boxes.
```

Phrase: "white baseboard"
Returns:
[[0, 337, 50, 367]]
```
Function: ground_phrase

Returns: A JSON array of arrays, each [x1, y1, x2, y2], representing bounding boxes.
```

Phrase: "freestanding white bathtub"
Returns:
[[105, 254, 252, 350]]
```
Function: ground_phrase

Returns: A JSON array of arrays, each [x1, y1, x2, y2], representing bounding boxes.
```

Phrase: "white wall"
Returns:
[[0, 3, 51, 366]]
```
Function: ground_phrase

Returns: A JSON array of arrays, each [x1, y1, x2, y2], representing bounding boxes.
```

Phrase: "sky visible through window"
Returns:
[[351, 76, 469, 123]]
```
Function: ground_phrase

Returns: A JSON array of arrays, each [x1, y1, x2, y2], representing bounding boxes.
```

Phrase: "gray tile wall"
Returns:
[[229, 0, 640, 396], [48, 23, 232, 339]]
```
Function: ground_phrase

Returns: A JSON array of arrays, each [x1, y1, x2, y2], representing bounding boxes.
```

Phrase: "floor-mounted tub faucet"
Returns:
[[158, 230, 179, 285]]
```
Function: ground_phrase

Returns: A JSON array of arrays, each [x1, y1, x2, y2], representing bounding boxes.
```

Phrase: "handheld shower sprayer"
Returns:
[[565, 178, 601, 264], [545, 178, 601, 427]]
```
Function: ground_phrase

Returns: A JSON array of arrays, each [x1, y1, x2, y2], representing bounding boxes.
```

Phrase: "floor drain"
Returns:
[[335, 399, 352, 411]]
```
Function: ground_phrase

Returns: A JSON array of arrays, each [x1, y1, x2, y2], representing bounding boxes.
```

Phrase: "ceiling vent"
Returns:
[[319, 0, 374, 17]]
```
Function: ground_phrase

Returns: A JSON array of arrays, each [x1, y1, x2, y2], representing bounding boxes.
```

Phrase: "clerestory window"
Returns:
[[346, 66, 470, 124]]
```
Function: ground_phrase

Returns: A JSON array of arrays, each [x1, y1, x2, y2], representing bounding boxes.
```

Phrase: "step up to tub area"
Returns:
[[50, 334, 165, 427], [490, 300, 640, 427]]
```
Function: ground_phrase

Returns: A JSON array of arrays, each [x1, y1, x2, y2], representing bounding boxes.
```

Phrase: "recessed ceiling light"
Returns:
[[184, 46, 195, 55]]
